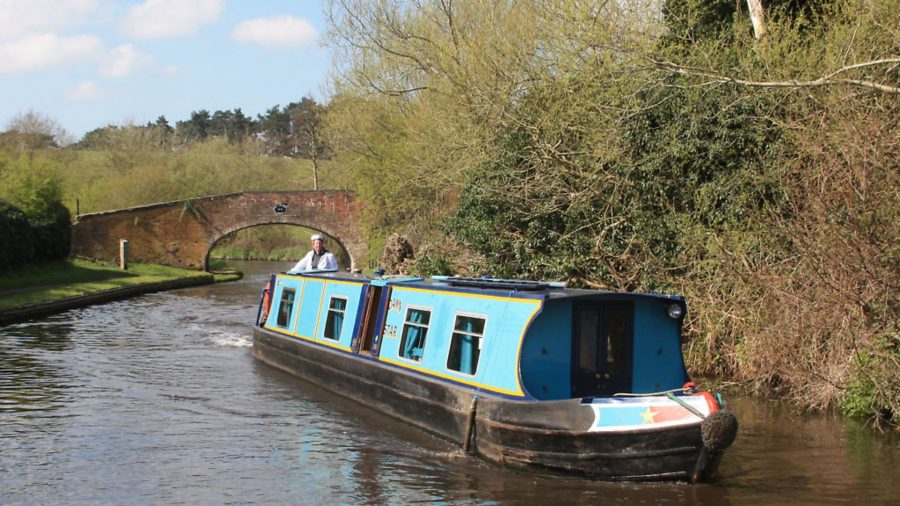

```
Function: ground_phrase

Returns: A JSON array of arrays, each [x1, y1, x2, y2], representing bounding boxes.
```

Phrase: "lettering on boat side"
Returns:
[[383, 324, 398, 339], [273, 203, 288, 215], [388, 298, 402, 312]]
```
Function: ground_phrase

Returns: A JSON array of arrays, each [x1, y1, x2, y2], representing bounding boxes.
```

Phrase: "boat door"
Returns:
[[571, 302, 634, 397], [357, 285, 386, 355]]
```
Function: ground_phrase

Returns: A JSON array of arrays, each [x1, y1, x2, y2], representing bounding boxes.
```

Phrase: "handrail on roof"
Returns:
[[286, 268, 340, 275], [431, 276, 567, 291]]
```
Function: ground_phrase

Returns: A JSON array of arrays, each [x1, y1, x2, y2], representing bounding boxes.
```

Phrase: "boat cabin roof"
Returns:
[[281, 270, 684, 303]]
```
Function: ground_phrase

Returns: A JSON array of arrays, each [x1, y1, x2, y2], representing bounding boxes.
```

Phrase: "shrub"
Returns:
[[0, 201, 33, 271]]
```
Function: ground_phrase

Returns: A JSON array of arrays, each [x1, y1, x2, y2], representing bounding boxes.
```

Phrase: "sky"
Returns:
[[0, 0, 333, 141]]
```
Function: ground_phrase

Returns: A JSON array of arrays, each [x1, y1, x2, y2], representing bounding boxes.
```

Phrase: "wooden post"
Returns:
[[119, 239, 128, 270]]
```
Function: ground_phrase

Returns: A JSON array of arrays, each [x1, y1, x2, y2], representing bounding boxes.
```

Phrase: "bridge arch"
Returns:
[[71, 191, 365, 271], [204, 223, 353, 271]]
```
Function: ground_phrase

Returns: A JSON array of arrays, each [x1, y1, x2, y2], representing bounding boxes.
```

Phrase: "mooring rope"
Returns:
[[612, 386, 693, 397], [666, 392, 706, 419]]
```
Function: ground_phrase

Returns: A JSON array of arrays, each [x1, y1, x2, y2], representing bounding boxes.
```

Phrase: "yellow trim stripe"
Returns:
[[392, 285, 542, 303], [386, 285, 543, 397], [264, 277, 356, 352], [266, 276, 544, 394], [512, 302, 543, 393], [282, 273, 363, 287], [322, 279, 365, 287], [267, 327, 353, 352], [290, 279, 307, 333], [379, 356, 525, 397], [312, 281, 327, 341]]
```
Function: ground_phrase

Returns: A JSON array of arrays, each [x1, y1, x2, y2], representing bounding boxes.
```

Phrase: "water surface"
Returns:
[[1, 261, 896, 505]]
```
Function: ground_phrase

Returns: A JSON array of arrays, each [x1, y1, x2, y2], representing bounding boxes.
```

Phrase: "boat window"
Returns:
[[399, 307, 431, 361], [323, 296, 347, 340], [276, 288, 296, 328], [447, 315, 486, 375], [577, 308, 600, 371]]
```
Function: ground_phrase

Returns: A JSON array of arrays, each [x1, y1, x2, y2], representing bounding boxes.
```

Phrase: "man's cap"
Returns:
[[311, 234, 324, 241]]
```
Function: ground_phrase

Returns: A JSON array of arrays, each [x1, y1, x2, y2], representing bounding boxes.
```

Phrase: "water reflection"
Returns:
[[0, 260, 896, 505], [254, 361, 735, 506], [718, 396, 898, 505], [0, 319, 77, 415]]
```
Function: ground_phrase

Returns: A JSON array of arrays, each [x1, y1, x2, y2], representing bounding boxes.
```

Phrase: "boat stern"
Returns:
[[474, 391, 737, 482]]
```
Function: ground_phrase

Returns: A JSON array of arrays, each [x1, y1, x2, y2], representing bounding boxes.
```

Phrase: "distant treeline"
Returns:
[[0, 97, 329, 162], [76, 96, 329, 161]]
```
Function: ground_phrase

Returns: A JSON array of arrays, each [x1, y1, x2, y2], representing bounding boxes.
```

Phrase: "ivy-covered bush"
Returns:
[[0, 200, 34, 271], [0, 153, 72, 271]]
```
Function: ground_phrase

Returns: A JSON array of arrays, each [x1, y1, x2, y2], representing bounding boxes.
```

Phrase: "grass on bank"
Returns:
[[0, 259, 217, 310]]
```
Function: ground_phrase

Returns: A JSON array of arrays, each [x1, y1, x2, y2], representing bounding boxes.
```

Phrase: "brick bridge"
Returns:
[[71, 191, 364, 271]]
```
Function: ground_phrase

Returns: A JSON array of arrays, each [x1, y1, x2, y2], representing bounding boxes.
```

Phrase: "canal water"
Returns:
[[1, 261, 896, 505]]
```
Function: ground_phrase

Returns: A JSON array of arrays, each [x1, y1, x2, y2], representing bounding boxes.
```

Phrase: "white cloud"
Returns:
[[65, 80, 105, 101], [231, 16, 318, 50], [99, 44, 152, 78], [0, 33, 102, 75], [0, 0, 100, 42], [120, 0, 223, 39]]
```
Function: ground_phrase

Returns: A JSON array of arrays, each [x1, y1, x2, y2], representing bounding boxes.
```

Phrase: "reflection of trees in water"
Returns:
[[0, 321, 74, 415]]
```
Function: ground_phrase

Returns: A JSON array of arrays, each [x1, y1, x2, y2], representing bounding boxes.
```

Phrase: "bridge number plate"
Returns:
[[274, 203, 288, 215]]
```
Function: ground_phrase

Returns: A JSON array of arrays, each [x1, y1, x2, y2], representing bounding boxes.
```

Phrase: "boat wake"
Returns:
[[207, 331, 253, 348]]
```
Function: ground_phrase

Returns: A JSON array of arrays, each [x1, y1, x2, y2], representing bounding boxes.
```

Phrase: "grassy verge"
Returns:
[[210, 246, 306, 261], [0, 259, 214, 310], [207, 259, 243, 282]]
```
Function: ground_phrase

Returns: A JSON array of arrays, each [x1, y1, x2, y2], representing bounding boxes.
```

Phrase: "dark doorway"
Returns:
[[357, 285, 385, 355], [572, 302, 634, 397]]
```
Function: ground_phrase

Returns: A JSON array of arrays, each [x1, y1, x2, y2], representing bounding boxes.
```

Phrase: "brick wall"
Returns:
[[71, 191, 365, 271]]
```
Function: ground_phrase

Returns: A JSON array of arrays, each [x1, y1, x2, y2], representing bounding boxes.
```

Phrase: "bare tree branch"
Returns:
[[650, 57, 900, 94]]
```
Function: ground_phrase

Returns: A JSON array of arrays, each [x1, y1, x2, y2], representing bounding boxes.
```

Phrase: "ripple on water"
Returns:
[[1, 260, 898, 506]]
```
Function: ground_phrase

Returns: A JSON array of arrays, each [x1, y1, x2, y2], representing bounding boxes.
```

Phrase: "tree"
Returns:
[[3, 110, 72, 149], [209, 109, 255, 143], [325, 0, 899, 423], [257, 106, 292, 155], [175, 110, 212, 143], [746, 0, 767, 38], [288, 97, 329, 189]]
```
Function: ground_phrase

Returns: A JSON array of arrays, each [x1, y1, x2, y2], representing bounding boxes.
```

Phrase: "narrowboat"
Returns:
[[252, 270, 737, 482]]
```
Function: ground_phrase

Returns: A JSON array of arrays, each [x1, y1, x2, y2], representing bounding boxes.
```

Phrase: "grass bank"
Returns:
[[210, 246, 307, 262], [0, 259, 226, 310]]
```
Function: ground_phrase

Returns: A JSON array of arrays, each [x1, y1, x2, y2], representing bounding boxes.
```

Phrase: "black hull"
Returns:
[[253, 327, 724, 482]]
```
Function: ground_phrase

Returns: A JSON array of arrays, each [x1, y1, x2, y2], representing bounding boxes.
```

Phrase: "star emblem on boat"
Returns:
[[641, 407, 657, 424]]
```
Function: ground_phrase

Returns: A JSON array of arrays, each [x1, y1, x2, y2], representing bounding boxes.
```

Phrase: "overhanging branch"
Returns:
[[649, 57, 900, 94]]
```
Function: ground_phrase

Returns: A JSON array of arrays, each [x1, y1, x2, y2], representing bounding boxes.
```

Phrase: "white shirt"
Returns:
[[289, 249, 338, 272]]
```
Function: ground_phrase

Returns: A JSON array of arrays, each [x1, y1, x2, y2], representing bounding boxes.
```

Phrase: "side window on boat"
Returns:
[[323, 297, 347, 340], [276, 288, 296, 328], [446, 315, 486, 375], [399, 308, 431, 361]]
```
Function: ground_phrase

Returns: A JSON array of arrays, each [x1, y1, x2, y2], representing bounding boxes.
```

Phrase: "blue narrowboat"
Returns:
[[252, 270, 737, 482]]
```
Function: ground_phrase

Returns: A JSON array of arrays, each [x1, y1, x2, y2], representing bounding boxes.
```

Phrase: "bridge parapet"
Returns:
[[71, 191, 364, 271]]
